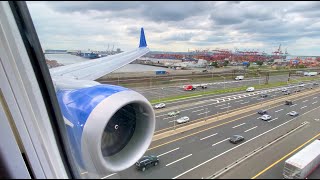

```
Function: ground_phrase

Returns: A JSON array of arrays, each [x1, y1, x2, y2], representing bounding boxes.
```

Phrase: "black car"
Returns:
[[285, 100, 293, 105], [257, 110, 268, 115], [135, 155, 159, 172], [313, 82, 319, 85], [284, 91, 291, 95], [260, 94, 268, 98], [229, 135, 244, 144], [294, 89, 301, 92]]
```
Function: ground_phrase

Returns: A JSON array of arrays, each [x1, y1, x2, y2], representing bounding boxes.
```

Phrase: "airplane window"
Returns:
[[24, 1, 320, 179]]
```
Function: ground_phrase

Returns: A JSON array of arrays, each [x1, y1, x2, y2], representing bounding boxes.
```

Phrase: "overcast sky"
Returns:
[[27, 1, 320, 56]]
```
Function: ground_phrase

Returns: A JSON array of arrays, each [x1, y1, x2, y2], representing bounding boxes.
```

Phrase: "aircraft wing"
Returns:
[[49, 28, 149, 81]]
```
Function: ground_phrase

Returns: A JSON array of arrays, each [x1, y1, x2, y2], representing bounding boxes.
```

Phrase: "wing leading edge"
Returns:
[[50, 28, 149, 81]]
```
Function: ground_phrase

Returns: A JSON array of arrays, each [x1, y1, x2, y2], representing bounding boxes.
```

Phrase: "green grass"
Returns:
[[150, 76, 320, 104]]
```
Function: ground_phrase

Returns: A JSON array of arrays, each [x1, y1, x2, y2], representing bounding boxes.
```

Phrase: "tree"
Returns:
[[210, 61, 219, 68], [256, 61, 263, 67], [223, 60, 229, 67]]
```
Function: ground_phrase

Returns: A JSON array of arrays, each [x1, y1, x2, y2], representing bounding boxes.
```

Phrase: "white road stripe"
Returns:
[[166, 154, 192, 167], [192, 109, 205, 113], [200, 133, 218, 141], [275, 109, 284, 113], [232, 123, 246, 128], [197, 111, 210, 116], [302, 100, 309, 103], [257, 98, 264, 100], [101, 173, 117, 179], [244, 126, 258, 133], [312, 101, 318, 104], [158, 147, 180, 157], [268, 117, 278, 122], [240, 101, 250, 105], [251, 97, 258, 99], [220, 106, 231, 110], [212, 138, 229, 147], [163, 117, 173, 120], [313, 97, 318, 99], [301, 106, 307, 109], [290, 104, 297, 107], [235, 99, 244, 103], [215, 104, 227, 107]]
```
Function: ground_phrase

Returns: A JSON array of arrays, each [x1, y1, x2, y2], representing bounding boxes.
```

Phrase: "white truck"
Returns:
[[304, 72, 318, 76], [235, 75, 244, 80], [283, 139, 320, 179]]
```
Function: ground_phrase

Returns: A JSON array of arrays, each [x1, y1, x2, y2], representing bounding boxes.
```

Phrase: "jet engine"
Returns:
[[56, 84, 155, 175]]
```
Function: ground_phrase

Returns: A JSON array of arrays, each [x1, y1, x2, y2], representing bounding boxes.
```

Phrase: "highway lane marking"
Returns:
[[158, 147, 180, 157], [215, 104, 227, 107], [268, 117, 278, 122], [220, 106, 231, 110], [81, 172, 88, 175], [251, 97, 258, 99], [290, 104, 297, 107], [212, 138, 229, 147], [257, 98, 264, 100], [197, 111, 210, 116], [244, 126, 258, 133], [173, 109, 316, 179], [302, 100, 309, 103], [200, 133, 218, 141], [315, 119, 319, 122], [240, 101, 250, 105], [312, 101, 318, 104], [192, 109, 205, 113], [101, 173, 117, 179], [275, 109, 284, 113], [251, 131, 320, 179], [163, 117, 174, 120], [301, 106, 307, 109], [235, 99, 244, 103], [166, 154, 192, 167], [313, 97, 318, 99], [232, 123, 246, 128]]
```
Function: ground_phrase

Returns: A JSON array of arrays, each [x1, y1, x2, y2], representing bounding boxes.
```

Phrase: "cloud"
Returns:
[[26, 1, 320, 55]]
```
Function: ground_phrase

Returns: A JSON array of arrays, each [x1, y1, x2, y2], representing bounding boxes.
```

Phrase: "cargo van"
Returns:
[[246, 87, 255, 92], [235, 75, 244, 80]]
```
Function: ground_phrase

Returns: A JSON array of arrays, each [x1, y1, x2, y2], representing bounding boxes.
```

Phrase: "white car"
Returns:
[[154, 103, 166, 109], [281, 88, 288, 92], [259, 114, 272, 121], [287, 111, 299, 116], [298, 84, 305, 87], [176, 116, 190, 124], [246, 87, 255, 92]]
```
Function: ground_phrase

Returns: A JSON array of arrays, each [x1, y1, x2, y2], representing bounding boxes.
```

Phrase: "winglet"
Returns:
[[139, 27, 147, 48]]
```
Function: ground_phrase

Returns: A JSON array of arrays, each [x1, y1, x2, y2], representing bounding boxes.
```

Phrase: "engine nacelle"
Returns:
[[56, 84, 155, 175]]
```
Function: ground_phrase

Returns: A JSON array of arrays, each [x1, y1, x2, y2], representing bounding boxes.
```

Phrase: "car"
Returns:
[[259, 114, 272, 121], [294, 89, 301, 92], [154, 103, 166, 109], [284, 91, 291, 95], [229, 135, 244, 144], [298, 83, 305, 87], [168, 110, 180, 117], [135, 155, 159, 172], [285, 100, 293, 105], [176, 116, 190, 124], [202, 69, 208, 73], [257, 110, 268, 115], [287, 111, 299, 116], [282, 88, 288, 92], [313, 82, 319, 85], [246, 87, 255, 92], [260, 94, 268, 98]]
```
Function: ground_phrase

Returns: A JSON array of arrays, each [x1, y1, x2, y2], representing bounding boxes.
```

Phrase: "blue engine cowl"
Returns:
[[56, 84, 155, 175]]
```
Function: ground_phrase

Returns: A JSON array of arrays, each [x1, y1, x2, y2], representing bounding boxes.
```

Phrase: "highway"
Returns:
[[96, 85, 320, 179], [153, 81, 317, 132], [132, 74, 291, 100]]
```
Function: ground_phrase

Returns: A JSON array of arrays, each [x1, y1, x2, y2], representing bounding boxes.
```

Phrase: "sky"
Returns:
[[27, 1, 320, 56]]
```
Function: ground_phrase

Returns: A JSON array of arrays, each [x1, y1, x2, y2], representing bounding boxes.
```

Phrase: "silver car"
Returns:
[[154, 103, 165, 109], [287, 111, 299, 116], [176, 116, 190, 124], [259, 114, 271, 121]]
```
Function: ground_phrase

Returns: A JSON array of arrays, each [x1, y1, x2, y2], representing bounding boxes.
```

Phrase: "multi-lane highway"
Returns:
[[153, 82, 316, 132], [132, 74, 292, 100], [95, 81, 320, 179]]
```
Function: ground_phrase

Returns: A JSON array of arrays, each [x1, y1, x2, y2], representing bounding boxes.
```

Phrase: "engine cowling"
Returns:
[[56, 84, 155, 175]]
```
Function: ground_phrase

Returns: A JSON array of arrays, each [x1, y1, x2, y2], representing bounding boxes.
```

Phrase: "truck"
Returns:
[[183, 85, 196, 91], [235, 75, 244, 80], [155, 70, 167, 75], [304, 72, 318, 76], [283, 139, 320, 179]]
